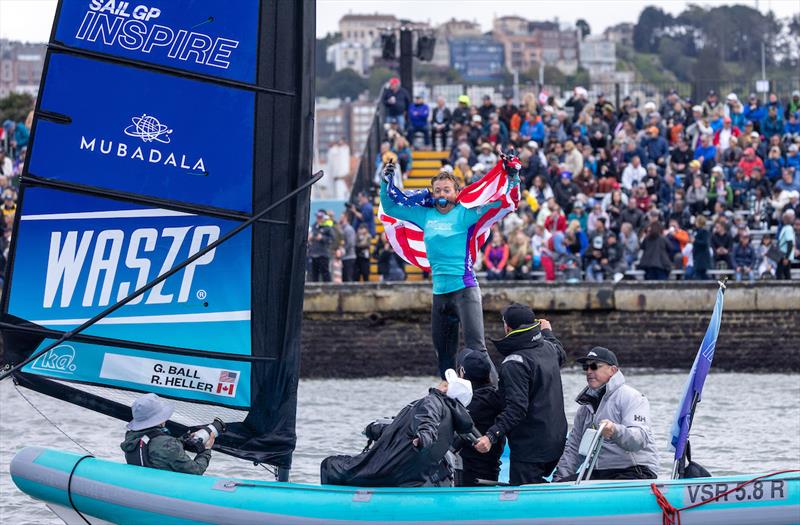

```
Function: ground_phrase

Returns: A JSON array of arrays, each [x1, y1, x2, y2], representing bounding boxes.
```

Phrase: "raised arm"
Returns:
[[379, 163, 429, 225]]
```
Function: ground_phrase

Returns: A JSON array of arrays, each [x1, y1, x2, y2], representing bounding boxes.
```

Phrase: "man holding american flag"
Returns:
[[379, 152, 521, 380]]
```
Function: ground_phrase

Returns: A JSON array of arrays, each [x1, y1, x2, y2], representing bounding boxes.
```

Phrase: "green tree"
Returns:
[[315, 32, 341, 79], [567, 67, 591, 88], [317, 69, 368, 100], [692, 46, 723, 97], [633, 6, 673, 52], [657, 37, 684, 73], [367, 67, 395, 97], [576, 19, 591, 40], [0, 92, 34, 123], [416, 65, 464, 86]]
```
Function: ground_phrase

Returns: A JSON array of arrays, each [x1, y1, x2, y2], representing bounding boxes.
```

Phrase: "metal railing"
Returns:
[[349, 90, 385, 203]]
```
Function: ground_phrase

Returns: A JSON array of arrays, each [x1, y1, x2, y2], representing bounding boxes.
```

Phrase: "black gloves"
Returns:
[[382, 161, 395, 184]]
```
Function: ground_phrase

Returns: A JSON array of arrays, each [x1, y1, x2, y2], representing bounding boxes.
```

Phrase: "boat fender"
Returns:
[[124, 429, 165, 468]]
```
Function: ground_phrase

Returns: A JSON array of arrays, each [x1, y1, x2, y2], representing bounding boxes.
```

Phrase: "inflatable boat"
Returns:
[[12, 447, 800, 525]]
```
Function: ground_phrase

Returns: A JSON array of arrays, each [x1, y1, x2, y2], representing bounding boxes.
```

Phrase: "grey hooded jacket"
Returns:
[[555, 371, 659, 480]]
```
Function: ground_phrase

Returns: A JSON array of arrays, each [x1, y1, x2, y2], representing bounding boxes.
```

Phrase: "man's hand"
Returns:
[[205, 433, 216, 450], [382, 162, 395, 183], [599, 419, 616, 439], [539, 319, 552, 331], [474, 436, 492, 453], [412, 437, 420, 448]]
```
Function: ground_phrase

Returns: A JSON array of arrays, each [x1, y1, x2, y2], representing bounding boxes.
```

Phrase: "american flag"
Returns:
[[378, 158, 520, 272]]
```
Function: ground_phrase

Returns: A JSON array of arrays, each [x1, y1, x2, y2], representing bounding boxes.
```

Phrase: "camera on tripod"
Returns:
[[181, 418, 225, 453]]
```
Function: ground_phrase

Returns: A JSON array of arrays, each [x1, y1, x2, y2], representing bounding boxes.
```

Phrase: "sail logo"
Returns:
[[124, 114, 172, 144], [30, 345, 78, 374], [75, 1, 240, 71], [79, 116, 206, 174], [43, 225, 219, 309]]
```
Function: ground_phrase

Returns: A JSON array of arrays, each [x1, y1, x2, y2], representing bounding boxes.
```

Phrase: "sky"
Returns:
[[0, 0, 798, 42]]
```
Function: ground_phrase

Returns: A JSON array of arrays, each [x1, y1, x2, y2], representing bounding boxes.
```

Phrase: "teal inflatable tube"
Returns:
[[11, 447, 800, 525]]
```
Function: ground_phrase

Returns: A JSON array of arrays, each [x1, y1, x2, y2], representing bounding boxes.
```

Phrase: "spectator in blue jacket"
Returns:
[[407, 95, 431, 146], [693, 133, 717, 174], [784, 111, 800, 138], [760, 106, 784, 140], [764, 146, 785, 182], [744, 94, 766, 130], [775, 168, 800, 194], [732, 231, 756, 282], [640, 126, 669, 172], [786, 144, 800, 173]]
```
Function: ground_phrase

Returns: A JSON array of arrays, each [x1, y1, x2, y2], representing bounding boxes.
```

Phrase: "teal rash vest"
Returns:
[[380, 177, 518, 295]]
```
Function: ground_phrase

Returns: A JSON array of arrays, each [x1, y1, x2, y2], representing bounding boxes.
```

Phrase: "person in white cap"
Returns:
[[120, 393, 213, 475], [321, 371, 476, 487]]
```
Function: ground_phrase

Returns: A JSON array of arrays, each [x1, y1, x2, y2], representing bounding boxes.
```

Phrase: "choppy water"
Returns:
[[1, 371, 799, 524]]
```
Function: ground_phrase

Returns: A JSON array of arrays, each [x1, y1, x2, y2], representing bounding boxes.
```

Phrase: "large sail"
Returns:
[[1, 0, 315, 469]]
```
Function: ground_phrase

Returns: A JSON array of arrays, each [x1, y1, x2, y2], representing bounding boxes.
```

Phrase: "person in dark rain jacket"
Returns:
[[473, 303, 567, 485]]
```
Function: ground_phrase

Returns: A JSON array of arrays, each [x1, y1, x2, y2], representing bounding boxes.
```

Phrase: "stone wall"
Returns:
[[300, 282, 800, 377]]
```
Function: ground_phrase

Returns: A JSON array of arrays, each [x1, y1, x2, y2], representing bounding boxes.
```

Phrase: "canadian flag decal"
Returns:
[[216, 370, 238, 397]]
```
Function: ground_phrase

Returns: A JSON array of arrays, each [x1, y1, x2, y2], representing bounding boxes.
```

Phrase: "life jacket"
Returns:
[[124, 429, 164, 467]]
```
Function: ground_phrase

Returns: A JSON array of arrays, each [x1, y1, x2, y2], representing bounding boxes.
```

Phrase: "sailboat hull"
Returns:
[[11, 447, 800, 525]]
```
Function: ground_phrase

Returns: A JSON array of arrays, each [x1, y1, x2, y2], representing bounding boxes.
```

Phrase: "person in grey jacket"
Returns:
[[554, 347, 659, 481]]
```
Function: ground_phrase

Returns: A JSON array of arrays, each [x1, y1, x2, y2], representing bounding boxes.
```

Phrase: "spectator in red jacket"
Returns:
[[737, 147, 765, 178]]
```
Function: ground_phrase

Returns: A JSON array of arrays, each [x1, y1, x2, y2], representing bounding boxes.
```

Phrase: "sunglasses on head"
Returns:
[[582, 362, 606, 371]]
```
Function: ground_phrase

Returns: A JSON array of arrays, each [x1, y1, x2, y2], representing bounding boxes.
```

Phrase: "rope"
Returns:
[[650, 469, 800, 525], [13, 383, 94, 455], [67, 455, 95, 525]]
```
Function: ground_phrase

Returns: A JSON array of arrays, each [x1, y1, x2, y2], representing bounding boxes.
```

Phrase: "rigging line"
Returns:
[[13, 383, 94, 456], [0, 170, 323, 383]]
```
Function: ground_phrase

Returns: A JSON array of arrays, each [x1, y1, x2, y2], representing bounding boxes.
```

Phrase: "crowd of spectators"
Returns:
[[0, 118, 27, 286], [365, 82, 800, 282]]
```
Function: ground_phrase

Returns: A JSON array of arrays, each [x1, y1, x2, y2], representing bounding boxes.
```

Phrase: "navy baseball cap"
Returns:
[[576, 347, 619, 366], [456, 348, 492, 383], [501, 303, 536, 330]]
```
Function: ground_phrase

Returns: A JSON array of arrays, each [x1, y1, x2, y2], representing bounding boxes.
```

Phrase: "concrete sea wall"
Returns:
[[300, 282, 800, 377]]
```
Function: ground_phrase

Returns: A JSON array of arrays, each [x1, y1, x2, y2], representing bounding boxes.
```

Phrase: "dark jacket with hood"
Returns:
[[320, 389, 475, 487], [486, 324, 567, 464], [457, 382, 505, 482], [120, 427, 211, 475]]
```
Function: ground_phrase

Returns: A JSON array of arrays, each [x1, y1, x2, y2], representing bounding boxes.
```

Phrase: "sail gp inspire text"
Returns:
[[76, 1, 240, 71]]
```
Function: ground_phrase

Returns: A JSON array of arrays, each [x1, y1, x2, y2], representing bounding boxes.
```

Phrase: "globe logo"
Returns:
[[124, 114, 173, 144]]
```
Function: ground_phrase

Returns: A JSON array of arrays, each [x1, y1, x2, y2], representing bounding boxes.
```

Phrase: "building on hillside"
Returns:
[[579, 36, 616, 78], [603, 23, 634, 47], [0, 40, 46, 98], [449, 37, 505, 81], [339, 13, 399, 48], [492, 18, 579, 75], [315, 99, 349, 166], [326, 41, 370, 76], [431, 19, 482, 68]]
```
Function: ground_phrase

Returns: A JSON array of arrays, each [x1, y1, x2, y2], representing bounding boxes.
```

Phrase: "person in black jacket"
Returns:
[[474, 303, 567, 485], [320, 373, 476, 487], [454, 349, 505, 486]]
